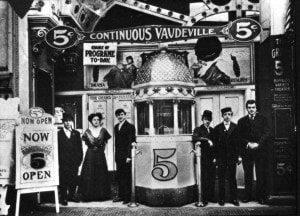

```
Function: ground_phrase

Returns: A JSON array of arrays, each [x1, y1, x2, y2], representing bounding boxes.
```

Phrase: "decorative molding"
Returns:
[[134, 86, 195, 100], [31, 27, 48, 54], [12, 9, 19, 97]]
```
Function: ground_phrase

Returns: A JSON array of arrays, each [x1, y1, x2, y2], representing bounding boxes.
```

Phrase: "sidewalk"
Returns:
[[11, 200, 297, 216]]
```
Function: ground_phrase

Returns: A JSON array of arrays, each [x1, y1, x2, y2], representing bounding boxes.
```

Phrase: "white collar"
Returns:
[[63, 127, 72, 133], [248, 113, 257, 118], [224, 121, 230, 126]]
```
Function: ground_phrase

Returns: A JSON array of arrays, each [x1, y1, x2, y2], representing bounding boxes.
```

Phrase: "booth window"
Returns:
[[154, 100, 174, 134], [137, 102, 149, 135], [178, 101, 192, 134]]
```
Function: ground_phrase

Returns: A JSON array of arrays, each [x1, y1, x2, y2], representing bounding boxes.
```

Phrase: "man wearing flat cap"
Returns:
[[58, 113, 83, 205], [214, 107, 241, 206], [192, 110, 216, 207]]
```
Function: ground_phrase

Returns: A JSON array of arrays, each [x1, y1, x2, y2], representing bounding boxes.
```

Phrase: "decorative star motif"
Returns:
[[153, 87, 161, 93]]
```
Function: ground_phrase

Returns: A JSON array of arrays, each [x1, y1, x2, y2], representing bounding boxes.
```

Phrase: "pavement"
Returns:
[[9, 200, 297, 216]]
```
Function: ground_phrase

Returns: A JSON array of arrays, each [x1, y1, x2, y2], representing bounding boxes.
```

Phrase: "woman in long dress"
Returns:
[[78, 113, 111, 201]]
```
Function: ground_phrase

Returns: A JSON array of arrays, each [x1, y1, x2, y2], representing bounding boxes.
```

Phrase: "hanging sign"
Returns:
[[15, 107, 59, 189], [83, 43, 117, 65], [45, 18, 262, 49]]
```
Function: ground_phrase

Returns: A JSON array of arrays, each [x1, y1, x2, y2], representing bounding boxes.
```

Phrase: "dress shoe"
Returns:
[[199, 201, 208, 207], [242, 197, 251, 203], [231, 199, 240, 206], [113, 197, 123, 202], [69, 197, 80, 203], [258, 198, 267, 205], [218, 200, 225, 206], [122, 200, 130, 204], [61, 200, 68, 206]]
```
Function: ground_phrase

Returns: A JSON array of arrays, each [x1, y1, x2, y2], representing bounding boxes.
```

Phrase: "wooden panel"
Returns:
[[220, 92, 244, 124], [195, 93, 219, 127]]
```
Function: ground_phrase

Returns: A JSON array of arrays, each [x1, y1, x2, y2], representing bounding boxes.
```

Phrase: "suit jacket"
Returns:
[[214, 122, 239, 164], [192, 125, 215, 161], [58, 128, 83, 171], [114, 120, 136, 163], [237, 113, 271, 157]]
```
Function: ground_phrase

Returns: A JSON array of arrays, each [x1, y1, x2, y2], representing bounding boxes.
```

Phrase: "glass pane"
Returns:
[[154, 100, 174, 135], [137, 102, 149, 135], [178, 101, 192, 134]]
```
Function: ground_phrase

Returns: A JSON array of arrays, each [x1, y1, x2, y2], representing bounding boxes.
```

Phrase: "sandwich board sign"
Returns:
[[15, 107, 59, 189]]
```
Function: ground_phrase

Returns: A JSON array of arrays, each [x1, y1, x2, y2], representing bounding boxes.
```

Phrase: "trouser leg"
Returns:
[[228, 163, 238, 200], [255, 156, 266, 200], [218, 163, 226, 201], [67, 170, 78, 199], [242, 158, 254, 199]]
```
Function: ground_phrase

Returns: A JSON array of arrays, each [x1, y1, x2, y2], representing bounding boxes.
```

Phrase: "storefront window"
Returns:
[[178, 101, 192, 134], [137, 102, 149, 135], [154, 100, 174, 135]]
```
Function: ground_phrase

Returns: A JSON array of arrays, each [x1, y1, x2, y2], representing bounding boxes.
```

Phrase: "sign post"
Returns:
[[15, 107, 59, 216]]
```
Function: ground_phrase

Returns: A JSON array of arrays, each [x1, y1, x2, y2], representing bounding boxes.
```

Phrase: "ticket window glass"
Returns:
[[137, 102, 149, 135], [178, 101, 192, 134], [154, 100, 174, 135], [136, 99, 192, 135]]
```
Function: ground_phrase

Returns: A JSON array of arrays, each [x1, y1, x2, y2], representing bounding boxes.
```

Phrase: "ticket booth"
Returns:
[[133, 49, 197, 206]]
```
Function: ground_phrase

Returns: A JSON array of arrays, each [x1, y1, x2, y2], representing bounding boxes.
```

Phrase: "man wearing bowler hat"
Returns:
[[214, 107, 241, 206], [58, 113, 83, 205], [192, 110, 216, 207]]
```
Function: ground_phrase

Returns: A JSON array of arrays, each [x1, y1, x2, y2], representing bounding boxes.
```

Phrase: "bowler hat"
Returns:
[[88, 112, 103, 123], [221, 107, 232, 115], [62, 113, 73, 122], [194, 36, 222, 61], [202, 110, 212, 120]]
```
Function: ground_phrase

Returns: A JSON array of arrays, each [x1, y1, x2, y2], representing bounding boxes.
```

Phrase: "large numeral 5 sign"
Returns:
[[151, 148, 178, 181], [229, 18, 262, 42], [45, 26, 81, 49]]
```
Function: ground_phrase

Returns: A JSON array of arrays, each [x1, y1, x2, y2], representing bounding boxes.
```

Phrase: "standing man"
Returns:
[[58, 113, 83, 205], [113, 109, 136, 204], [192, 110, 216, 207], [237, 100, 271, 204], [214, 107, 241, 206]]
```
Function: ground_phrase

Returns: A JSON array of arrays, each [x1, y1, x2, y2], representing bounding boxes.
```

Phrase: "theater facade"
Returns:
[[0, 0, 296, 207]]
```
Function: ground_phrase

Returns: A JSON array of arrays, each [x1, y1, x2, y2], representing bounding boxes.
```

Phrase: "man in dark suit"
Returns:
[[214, 107, 241, 206], [237, 100, 271, 204], [113, 109, 136, 204], [58, 113, 83, 206], [192, 110, 216, 207]]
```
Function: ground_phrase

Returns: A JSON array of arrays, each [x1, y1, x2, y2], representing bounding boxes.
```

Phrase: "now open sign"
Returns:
[[16, 107, 59, 189]]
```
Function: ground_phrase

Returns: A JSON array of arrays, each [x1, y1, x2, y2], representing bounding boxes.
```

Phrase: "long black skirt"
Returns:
[[78, 147, 111, 201]]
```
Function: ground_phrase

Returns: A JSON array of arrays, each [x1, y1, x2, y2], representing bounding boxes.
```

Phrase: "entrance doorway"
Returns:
[[195, 91, 245, 187], [195, 91, 245, 127], [88, 94, 133, 171]]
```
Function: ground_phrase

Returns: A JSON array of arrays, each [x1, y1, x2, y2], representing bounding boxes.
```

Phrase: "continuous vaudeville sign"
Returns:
[[45, 18, 262, 50], [15, 107, 59, 189]]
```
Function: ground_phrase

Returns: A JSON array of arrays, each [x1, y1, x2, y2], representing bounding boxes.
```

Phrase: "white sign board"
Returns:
[[0, 120, 15, 182], [83, 43, 117, 65], [15, 107, 59, 189]]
